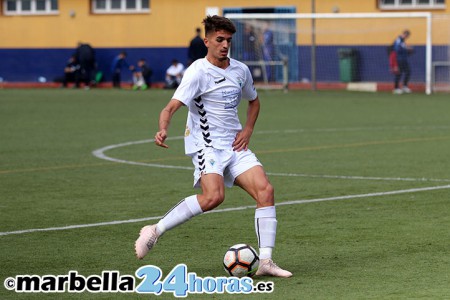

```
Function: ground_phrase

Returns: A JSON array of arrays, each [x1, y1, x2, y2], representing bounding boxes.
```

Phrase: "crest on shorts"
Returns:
[[209, 159, 215, 166]]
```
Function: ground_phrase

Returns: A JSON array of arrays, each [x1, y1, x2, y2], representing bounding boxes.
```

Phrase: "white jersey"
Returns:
[[173, 58, 257, 154]]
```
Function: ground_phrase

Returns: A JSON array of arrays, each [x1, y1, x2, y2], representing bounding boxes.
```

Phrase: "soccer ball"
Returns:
[[223, 244, 259, 277]]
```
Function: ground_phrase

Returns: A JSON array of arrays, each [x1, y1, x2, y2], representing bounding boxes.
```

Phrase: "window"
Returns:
[[22, 0, 31, 11], [6, 1, 17, 11], [111, 0, 121, 9], [92, 0, 150, 14], [3, 0, 58, 15], [96, 0, 107, 9], [379, 0, 446, 9], [36, 0, 46, 11]]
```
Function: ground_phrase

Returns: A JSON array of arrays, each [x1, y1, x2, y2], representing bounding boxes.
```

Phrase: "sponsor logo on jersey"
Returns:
[[214, 77, 226, 84]]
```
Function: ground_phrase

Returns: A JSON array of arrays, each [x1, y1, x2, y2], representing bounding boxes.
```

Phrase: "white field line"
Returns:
[[91, 136, 450, 183], [257, 125, 450, 134], [92, 136, 192, 171], [4, 127, 448, 237], [267, 172, 450, 182], [1, 184, 449, 237]]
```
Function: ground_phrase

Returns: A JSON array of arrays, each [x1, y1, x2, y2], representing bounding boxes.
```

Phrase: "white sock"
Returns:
[[255, 206, 277, 260], [259, 247, 272, 260], [156, 195, 203, 235]]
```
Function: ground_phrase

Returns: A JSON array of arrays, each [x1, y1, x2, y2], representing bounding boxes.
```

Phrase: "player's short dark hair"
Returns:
[[202, 15, 236, 36]]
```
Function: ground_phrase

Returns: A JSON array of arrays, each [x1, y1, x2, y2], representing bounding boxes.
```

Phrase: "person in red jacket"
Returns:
[[389, 48, 399, 76]]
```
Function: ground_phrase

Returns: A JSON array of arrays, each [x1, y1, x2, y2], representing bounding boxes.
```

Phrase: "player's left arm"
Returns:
[[233, 96, 260, 152]]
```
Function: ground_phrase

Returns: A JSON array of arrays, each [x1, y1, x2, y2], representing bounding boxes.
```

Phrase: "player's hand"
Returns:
[[155, 129, 169, 148], [233, 129, 252, 152]]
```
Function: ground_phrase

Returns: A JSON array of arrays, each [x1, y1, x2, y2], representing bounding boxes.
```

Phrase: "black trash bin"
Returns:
[[338, 48, 358, 82]]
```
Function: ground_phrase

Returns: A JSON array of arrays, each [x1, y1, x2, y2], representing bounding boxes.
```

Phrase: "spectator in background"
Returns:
[[164, 59, 184, 89], [243, 24, 258, 61], [62, 55, 81, 88], [187, 27, 207, 66], [393, 29, 413, 94], [54, 54, 80, 88], [260, 21, 275, 82], [111, 51, 132, 88], [75, 42, 96, 89], [132, 58, 153, 90]]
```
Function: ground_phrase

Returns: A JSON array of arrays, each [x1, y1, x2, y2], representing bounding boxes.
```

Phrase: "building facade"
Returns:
[[0, 0, 449, 85]]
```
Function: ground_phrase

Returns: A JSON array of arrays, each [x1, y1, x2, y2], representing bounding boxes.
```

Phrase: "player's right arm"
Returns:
[[155, 99, 184, 148]]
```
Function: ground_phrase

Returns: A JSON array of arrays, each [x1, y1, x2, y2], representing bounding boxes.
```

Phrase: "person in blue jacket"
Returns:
[[393, 30, 413, 94], [111, 51, 132, 88]]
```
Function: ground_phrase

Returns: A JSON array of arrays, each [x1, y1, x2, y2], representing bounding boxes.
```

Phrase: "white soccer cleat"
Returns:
[[393, 88, 403, 95], [255, 258, 293, 278], [402, 86, 412, 93], [135, 224, 159, 259]]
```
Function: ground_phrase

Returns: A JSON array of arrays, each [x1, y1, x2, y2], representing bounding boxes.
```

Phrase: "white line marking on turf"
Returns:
[[267, 172, 450, 182], [257, 125, 450, 134], [92, 136, 192, 171], [3, 129, 440, 237], [1, 184, 449, 237], [91, 136, 450, 183]]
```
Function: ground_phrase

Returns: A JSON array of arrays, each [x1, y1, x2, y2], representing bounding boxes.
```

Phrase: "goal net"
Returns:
[[225, 12, 450, 94]]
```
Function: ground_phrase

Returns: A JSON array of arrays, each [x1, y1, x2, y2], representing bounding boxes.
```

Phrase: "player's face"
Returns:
[[205, 30, 233, 62]]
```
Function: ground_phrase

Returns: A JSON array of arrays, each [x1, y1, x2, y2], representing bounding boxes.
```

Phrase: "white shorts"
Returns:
[[189, 147, 262, 188]]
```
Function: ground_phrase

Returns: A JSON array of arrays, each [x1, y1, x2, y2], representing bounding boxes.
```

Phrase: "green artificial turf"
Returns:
[[1, 88, 449, 299]]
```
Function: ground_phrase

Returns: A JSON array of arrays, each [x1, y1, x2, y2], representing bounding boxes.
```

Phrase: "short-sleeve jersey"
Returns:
[[172, 58, 257, 154]]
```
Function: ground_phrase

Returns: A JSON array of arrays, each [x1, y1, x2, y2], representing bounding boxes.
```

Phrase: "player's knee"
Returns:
[[257, 182, 274, 206], [202, 192, 225, 211]]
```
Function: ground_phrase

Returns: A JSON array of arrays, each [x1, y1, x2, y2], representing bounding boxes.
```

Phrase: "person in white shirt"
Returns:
[[135, 15, 292, 278], [165, 59, 185, 89]]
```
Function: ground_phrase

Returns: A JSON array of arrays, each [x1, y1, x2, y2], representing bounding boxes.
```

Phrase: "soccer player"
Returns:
[[135, 15, 292, 278]]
